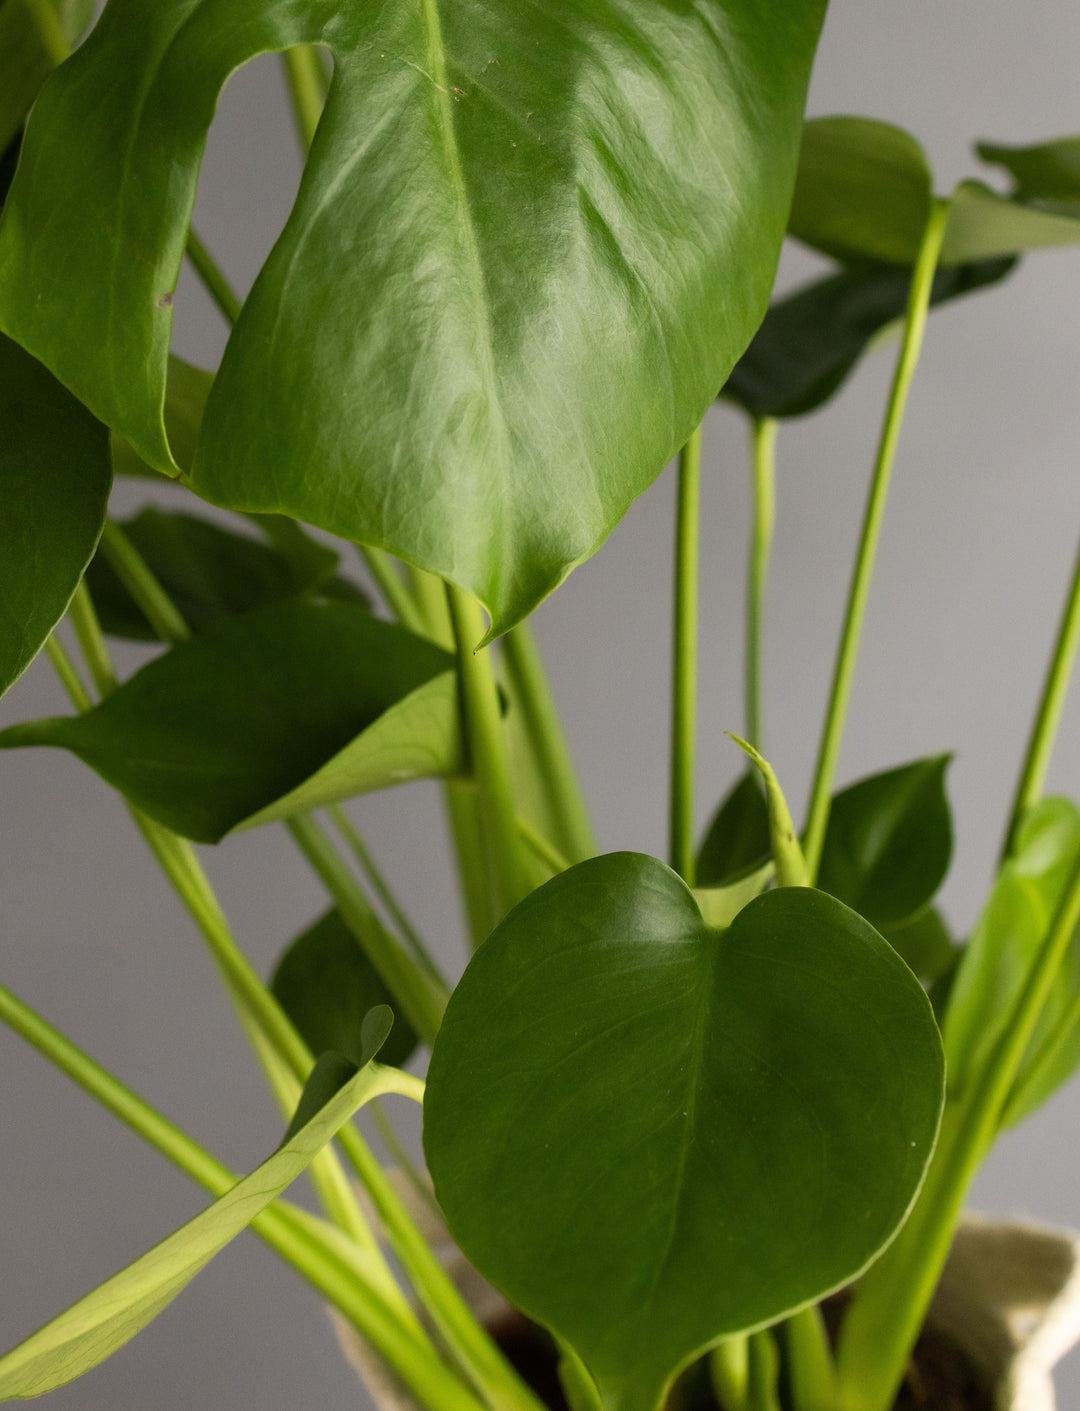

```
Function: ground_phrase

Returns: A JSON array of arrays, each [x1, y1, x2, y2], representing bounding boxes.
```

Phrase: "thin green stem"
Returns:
[[67, 581, 116, 695], [517, 814, 572, 878], [786, 1305, 836, 1411], [368, 1099, 443, 1223], [100, 520, 192, 644], [328, 804, 443, 983], [446, 780, 497, 947], [0, 983, 475, 1411], [501, 625, 596, 863], [360, 546, 429, 634], [746, 418, 777, 752], [802, 199, 949, 882], [837, 846, 1080, 1411], [281, 45, 329, 153], [44, 635, 91, 712], [1001, 525, 1080, 860], [447, 585, 530, 918], [710, 1338, 750, 1411], [287, 814, 448, 1045], [670, 422, 703, 884], [22, 0, 68, 67], [184, 228, 243, 326], [747, 1331, 782, 1411]]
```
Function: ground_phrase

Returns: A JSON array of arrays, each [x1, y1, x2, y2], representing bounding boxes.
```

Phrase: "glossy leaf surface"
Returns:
[[0, 0, 826, 636], [272, 908, 418, 1069], [0, 1019, 393, 1399], [0, 0, 94, 150], [944, 799, 1080, 1123], [817, 757, 953, 929], [695, 771, 770, 887], [788, 117, 933, 265], [0, 333, 111, 699], [425, 854, 944, 1411], [86, 507, 366, 640], [723, 256, 1016, 419], [0, 601, 458, 842]]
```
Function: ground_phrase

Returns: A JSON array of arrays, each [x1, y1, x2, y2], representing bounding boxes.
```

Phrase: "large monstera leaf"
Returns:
[[0, 0, 826, 636], [425, 854, 944, 1411]]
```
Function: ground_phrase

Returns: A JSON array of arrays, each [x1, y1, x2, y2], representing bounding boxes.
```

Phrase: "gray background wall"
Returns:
[[4, 0, 1080, 1404]]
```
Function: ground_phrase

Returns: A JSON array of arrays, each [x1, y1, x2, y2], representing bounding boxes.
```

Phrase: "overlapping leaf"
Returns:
[[0, 600, 460, 841], [87, 507, 366, 639], [0, 0, 94, 151], [0, 1021, 394, 1400], [425, 854, 944, 1411], [272, 909, 419, 1069], [817, 757, 953, 929], [944, 798, 1080, 1125], [0, 333, 111, 700], [0, 0, 827, 636]]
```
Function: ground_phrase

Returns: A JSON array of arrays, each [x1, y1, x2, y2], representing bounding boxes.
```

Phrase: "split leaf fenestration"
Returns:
[[425, 854, 944, 1411], [87, 507, 367, 640], [0, 0, 827, 636], [0, 1020, 394, 1400], [0, 600, 460, 842], [0, 333, 111, 700], [272, 909, 419, 1069]]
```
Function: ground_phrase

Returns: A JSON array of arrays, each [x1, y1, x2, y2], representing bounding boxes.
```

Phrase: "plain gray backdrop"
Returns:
[[4, 0, 1080, 1404]]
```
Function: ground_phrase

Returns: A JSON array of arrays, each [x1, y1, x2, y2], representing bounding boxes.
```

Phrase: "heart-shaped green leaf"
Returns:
[[817, 757, 953, 929], [0, 0, 827, 636], [723, 256, 1016, 420], [424, 853, 944, 1411], [0, 332, 111, 700], [0, 0, 94, 151], [944, 798, 1080, 1124], [272, 908, 419, 1069], [695, 771, 771, 887], [86, 507, 367, 640], [788, 117, 934, 266], [0, 600, 460, 842], [0, 1017, 396, 1400]]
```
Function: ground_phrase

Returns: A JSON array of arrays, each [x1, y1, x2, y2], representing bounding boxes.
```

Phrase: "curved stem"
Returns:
[[328, 803, 443, 982], [67, 581, 116, 695], [184, 228, 242, 326], [44, 634, 91, 711], [287, 813, 448, 1045], [282, 45, 328, 153], [1000, 525, 1080, 860], [746, 418, 777, 752], [802, 199, 949, 881], [21, 0, 68, 67], [501, 625, 597, 863], [669, 422, 703, 883], [447, 585, 530, 918], [100, 520, 191, 644]]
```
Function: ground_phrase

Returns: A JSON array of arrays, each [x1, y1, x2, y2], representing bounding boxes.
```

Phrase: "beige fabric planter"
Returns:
[[929, 1215, 1080, 1410], [335, 1189, 1080, 1411]]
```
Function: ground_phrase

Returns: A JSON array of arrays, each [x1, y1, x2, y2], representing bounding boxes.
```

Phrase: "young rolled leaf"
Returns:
[[944, 798, 1080, 1123], [0, 1015, 395, 1401], [0, 333, 111, 700], [424, 853, 944, 1411], [0, 600, 460, 842], [0, 0, 95, 150], [816, 756, 953, 929], [722, 256, 1016, 420], [272, 908, 419, 1069], [86, 507, 367, 640], [0, 0, 827, 637]]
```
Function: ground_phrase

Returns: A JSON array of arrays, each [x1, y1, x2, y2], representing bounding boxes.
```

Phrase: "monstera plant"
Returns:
[[4, 1, 1080, 1409]]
